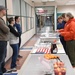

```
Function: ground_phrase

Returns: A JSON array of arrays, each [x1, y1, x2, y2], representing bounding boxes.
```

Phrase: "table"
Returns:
[[18, 54, 75, 75]]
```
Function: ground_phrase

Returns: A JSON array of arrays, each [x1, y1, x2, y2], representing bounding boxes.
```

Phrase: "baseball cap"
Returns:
[[0, 5, 7, 11]]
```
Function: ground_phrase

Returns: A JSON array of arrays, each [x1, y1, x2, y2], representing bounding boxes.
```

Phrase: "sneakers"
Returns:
[[3, 68, 17, 75], [11, 68, 17, 71], [5, 70, 12, 73], [18, 55, 23, 58], [6, 68, 17, 73]]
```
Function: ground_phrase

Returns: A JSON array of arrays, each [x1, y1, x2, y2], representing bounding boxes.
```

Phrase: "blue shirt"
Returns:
[[14, 23, 22, 36], [57, 21, 66, 29]]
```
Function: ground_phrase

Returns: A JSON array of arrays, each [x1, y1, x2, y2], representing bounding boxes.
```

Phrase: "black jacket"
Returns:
[[8, 25, 20, 37]]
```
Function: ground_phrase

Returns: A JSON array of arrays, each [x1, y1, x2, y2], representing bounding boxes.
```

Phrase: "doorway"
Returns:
[[35, 6, 55, 33]]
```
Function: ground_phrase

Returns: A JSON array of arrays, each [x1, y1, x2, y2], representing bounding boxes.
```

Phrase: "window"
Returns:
[[12, 0, 20, 15], [27, 18, 31, 30], [21, 0, 26, 16], [7, 0, 13, 15], [26, 4, 29, 17], [31, 7, 34, 28], [22, 17, 27, 32], [29, 5, 32, 17], [0, 0, 5, 6], [31, 18, 34, 28], [26, 4, 34, 30], [6, 0, 34, 33]]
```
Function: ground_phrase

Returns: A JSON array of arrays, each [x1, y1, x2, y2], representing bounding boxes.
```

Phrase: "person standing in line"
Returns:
[[8, 17, 20, 71], [14, 16, 22, 59], [0, 6, 10, 75], [58, 13, 75, 67], [57, 15, 66, 54], [57, 16, 66, 29]]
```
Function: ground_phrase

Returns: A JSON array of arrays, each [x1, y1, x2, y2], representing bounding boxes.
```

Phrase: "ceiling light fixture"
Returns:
[[66, 3, 75, 5], [48, 0, 55, 1], [66, 0, 75, 5], [41, 0, 55, 2], [37, 8, 43, 10]]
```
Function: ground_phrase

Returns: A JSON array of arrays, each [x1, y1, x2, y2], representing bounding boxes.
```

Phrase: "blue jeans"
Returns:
[[0, 41, 7, 75], [10, 44, 18, 68]]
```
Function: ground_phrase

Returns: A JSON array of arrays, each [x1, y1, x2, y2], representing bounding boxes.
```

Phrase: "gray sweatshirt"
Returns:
[[8, 25, 19, 45]]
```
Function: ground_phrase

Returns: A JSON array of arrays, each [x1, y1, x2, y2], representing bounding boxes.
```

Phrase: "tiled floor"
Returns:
[[24, 34, 40, 47], [5, 51, 30, 70]]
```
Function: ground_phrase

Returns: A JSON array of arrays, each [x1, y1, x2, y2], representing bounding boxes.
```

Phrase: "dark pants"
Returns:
[[10, 44, 18, 68], [18, 37, 21, 55], [19, 36, 21, 48], [59, 35, 67, 54], [0, 41, 7, 75], [1, 61, 6, 73], [66, 40, 75, 66]]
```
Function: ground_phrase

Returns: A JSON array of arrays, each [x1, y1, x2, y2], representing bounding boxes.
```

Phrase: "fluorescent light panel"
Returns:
[[48, 0, 55, 1], [66, 0, 75, 5], [66, 3, 75, 5], [68, 1, 75, 3], [41, 0, 47, 1], [37, 8, 43, 10], [41, 0, 55, 2]]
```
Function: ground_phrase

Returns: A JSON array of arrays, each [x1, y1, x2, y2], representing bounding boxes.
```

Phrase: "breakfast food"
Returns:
[[54, 62, 64, 68], [44, 54, 59, 60], [54, 62, 66, 75], [54, 68, 66, 75]]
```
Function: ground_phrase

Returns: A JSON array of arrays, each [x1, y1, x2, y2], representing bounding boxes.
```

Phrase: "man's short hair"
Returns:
[[0, 5, 7, 11], [15, 16, 19, 21]]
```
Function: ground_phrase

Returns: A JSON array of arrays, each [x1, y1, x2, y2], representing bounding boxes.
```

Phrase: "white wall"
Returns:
[[5, 43, 13, 61], [21, 28, 35, 46], [57, 5, 75, 17]]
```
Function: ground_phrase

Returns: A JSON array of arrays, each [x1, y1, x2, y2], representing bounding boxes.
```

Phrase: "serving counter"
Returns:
[[18, 54, 75, 75]]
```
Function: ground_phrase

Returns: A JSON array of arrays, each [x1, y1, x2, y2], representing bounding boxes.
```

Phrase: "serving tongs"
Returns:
[[56, 57, 62, 62]]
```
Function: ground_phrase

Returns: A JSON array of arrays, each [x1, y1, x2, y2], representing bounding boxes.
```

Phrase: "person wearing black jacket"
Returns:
[[8, 17, 20, 71]]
